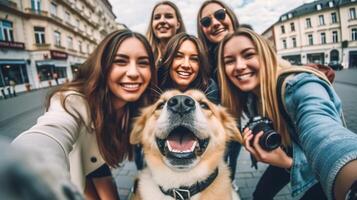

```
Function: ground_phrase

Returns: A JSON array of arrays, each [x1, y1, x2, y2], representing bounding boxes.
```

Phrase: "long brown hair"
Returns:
[[197, 0, 239, 54], [158, 32, 210, 91], [46, 29, 158, 167], [217, 28, 290, 146], [146, 1, 186, 64]]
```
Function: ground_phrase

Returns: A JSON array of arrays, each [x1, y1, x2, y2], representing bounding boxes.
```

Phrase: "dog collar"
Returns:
[[158, 168, 219, 200]]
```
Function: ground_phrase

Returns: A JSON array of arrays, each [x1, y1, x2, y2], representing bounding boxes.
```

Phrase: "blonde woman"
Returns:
[[146, 1, 186, 65], [217, 28, 357, 200]]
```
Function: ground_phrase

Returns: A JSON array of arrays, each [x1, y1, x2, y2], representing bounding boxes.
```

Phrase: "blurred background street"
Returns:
[[1, 69, 357, 200]]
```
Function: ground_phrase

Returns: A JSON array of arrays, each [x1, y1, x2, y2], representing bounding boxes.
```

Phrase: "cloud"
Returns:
[[109, 0, 311, 34]]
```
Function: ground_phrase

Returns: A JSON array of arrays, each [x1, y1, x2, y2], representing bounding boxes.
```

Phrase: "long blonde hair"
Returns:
[[146, 1, 186, 65], [217, 28, 290, 146]]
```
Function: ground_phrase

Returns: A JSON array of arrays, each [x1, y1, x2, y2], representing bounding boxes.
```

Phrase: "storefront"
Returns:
[[0, 60, 29, 87], [307, 53, 324, 64], [282, 54, 302, 65], [349, 51, 357, 68]]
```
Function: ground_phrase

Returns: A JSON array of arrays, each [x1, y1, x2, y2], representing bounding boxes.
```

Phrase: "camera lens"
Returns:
[[262, 130, 281, 151]]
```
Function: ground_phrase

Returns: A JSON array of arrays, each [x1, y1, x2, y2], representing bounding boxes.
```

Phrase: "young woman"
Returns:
[[197, 0, 241, 189], [158, 32, 218, 104], [217, 28, 357, 200], [13, 29, 157, 200], [146, 1, 186, 65], [197, 0, 239, 80]]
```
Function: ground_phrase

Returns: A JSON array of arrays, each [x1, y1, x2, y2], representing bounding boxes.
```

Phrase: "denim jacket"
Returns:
[[284, 73, 357, 200]]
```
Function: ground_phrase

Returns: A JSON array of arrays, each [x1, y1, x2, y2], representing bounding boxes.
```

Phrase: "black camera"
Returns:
[[244, 116, 281, 151]]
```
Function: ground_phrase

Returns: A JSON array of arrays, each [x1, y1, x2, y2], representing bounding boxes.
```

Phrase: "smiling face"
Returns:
[[152, 4, 180, 41], [169, 40, 199, 91], [223, 35, 260, 93], [130, 89, 241, 171], [200, 3, 234, 44], [107, 37, 152, 108]]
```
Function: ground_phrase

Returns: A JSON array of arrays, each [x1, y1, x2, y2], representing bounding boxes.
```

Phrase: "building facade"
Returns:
[[262, 0, 357, 68], [0, 0, 123, 92]]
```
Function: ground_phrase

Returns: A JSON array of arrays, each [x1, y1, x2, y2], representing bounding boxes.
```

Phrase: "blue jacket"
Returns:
[[284, 73, 357, 199]]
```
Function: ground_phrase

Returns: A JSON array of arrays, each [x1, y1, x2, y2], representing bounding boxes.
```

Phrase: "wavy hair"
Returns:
[[158, 32, 210, 91], [146, 1, 186, 65], [46, 29, 158, 167], [217, 28, 290, 146]]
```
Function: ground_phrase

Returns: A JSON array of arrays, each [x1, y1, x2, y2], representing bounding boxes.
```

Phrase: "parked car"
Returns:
[[328, 61, 344, 70]]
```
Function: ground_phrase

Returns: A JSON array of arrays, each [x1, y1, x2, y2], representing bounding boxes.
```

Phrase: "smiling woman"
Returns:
[[158, 32, 219, 104], [12, 29, 157, 200], [146, 1, 186, 65]]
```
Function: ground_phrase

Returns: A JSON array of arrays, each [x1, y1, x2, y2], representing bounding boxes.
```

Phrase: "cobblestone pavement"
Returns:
[[1, 69, 357, 200]]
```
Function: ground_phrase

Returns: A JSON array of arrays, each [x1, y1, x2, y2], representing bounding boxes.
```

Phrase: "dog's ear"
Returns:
[[130, 109, 149, 145], [219, 106, 243, 143]]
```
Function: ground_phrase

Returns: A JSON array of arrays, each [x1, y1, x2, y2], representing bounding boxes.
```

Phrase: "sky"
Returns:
[[108, 0, 315, 35]]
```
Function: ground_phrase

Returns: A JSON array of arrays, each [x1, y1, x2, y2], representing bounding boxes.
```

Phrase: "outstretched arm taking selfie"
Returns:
[[285, 73, 357, 200]]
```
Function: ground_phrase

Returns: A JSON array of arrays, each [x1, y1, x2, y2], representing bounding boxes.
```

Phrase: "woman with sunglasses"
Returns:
[[13, 29, 157, 200], [197, 0, 239, 82], [146, 1, 186, 66], [197, 0, 241, 192], [158, 32, 219, 104]]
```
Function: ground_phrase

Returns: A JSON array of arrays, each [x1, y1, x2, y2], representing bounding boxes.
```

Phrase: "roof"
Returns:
[[278, 0, 356, 22]]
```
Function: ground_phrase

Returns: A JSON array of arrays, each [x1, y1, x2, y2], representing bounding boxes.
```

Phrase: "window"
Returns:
[[31, 0, 41, 11], [290, 22, 295, 32], [350, 8, 356, 20], [78, 40, 82, 52], [65, 11, 71, 22], [292, 37, 297, 48], [308, 34, 313, 45], [306, 18, 312, 28], [316, 4, 322, 10], [67, 36, 73, 49], [76, 19, 80, 28], [329, 1, 334, 7], [282, 39, 287, 49], [0, 20, 14, 42], [352, 28, 357, 41], [332, 31, 338, 43], [34, 26, 45, 44], [0, 64, 29, 86], [331, 12, 337, 23], [87, 43, 90, 53], [288, 13, 293, 19], [281, 25, 285, 34], [54, 31, 61, 46], [50, 2, 57, 15], [319, 15, 325, 25], [321, 32, 326, 44]]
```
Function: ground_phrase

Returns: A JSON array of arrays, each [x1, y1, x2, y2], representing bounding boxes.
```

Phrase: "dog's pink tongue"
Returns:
[[168, 132, 196, 152]]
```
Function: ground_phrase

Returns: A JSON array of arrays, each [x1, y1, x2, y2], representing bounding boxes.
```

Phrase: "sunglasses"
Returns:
[[200, 9, 226, 28]]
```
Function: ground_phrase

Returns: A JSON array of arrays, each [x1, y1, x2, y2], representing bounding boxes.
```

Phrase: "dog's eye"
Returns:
[[200, 102, 209, 109], [156, 101, 166, 110]]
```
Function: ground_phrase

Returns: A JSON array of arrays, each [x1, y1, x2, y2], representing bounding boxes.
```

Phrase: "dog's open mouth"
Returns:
[[156, 126, 209, 164]]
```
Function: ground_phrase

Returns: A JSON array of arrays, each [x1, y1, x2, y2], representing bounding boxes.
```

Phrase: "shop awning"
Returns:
[[0, 60, 26, 65]]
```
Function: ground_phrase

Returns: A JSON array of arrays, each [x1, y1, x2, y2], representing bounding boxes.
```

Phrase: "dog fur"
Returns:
[[130, 89, 242, 200]]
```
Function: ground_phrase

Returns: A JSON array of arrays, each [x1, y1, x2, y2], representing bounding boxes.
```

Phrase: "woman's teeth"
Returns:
[[237, 73, 254, 80], [121, 83, 140, 89], [177, 71, 191, 78]]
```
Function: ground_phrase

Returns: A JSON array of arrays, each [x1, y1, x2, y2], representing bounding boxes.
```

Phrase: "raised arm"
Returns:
[[285, 73, 357, 199]]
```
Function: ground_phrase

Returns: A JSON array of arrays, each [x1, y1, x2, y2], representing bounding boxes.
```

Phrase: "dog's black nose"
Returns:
[[167, 95, 195, 115]]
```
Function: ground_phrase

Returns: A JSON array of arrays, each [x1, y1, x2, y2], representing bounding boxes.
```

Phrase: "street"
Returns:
[[0, 69, 357, 200]]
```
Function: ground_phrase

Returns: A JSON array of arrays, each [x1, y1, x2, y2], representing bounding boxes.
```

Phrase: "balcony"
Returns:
[[24, 8, 48, 17], [51, 14, 63, 23], [54, 44, 66, 50]]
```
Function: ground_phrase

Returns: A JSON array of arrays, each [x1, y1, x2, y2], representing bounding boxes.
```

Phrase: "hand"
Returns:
[[242, 128, 292, 169]]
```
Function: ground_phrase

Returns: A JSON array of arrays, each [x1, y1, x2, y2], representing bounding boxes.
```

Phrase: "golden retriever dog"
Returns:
[[130, 89, 242, 200]]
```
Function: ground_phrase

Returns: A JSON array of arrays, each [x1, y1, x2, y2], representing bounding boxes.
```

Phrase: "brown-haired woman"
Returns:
[[13, 29, 157, 199], [146, 0, 186, 65], [158, 32, 219, 104]]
